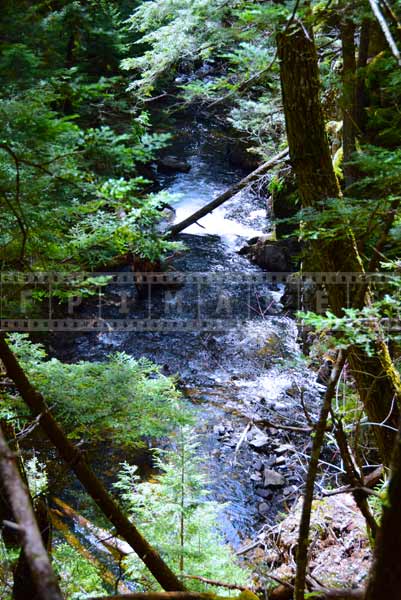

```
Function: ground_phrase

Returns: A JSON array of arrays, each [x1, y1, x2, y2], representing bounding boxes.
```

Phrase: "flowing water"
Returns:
[[50, 116, 319, 553]]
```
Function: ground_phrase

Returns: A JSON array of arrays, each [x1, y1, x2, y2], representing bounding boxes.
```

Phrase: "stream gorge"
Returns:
[[48, 115, 323, 583]]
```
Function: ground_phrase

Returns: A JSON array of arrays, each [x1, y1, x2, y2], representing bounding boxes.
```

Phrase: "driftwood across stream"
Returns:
[[168, 147, 289, 236]]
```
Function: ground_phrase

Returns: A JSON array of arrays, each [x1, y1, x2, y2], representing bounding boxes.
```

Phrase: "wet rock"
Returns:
[[248, 428, 269, 450], [239, 238, 297, 273], [213, 424, 226, 436], [258, 501, 270, 516], [157, 156, 191, 173], [275, 443, 295, 454], [264, 468, 286, 487], [275, 456, 286, 465], [227, 143, 260, 170], [251, 472, 263, 483], [253, 459, 263, 471], [255, 487, 272, 499]]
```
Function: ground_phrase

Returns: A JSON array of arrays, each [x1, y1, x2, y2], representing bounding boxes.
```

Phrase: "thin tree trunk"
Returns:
[[330, 413, 377, 538], [294, 351, 347, 600], [0, 424, 63, 600], [341, 19, 357, 187], [0, 334, 186, 592], [13, 498, 53, 600], [277, 21, 399, 465], [355, 20, 370, 132], [0, 420, 52, 599], [368, 0, 401, 65]]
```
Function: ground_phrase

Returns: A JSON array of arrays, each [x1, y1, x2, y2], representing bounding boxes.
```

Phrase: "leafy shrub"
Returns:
[[6, 334, 192, 443]]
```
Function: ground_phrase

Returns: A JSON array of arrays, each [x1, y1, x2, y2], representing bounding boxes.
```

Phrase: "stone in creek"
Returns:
[[248, 428, 269, 450], [275, 443, 295, 454], [250, 472, 263, 483], [264, 468, 286, 487], [157, 156, 191, 173], [253, 459, 263, 471], [213, 424, 226, 436], [258, 502, 270, 516], [256, 487, 272, 499]]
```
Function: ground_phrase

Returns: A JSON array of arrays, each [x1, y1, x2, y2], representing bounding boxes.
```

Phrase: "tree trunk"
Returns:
[[0, 334, 186, 592], [365, 420, 401, 599], [355, 20, 370, 133], [0, 424, 63, 600], [341, 18, 357, 187], [277, 22, 399, 465], [13, 498, 53, 600]]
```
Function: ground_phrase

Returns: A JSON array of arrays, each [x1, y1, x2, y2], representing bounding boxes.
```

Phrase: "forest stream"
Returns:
[[48, 114, 321, 565]]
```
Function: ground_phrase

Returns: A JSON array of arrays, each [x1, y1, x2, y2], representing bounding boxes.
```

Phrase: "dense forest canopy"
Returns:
[[0, 1, 401, 599]]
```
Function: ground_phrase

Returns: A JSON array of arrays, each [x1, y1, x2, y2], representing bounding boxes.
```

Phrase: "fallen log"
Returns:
[[50, 509, 132, 594], [168, 148, 289, 236], [0, 333, 186, 592], [53, 497, 133, 557]]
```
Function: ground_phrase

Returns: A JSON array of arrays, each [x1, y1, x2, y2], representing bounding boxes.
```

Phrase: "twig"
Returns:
[[232, 421, 253, 465], [255, 418, 311, 433]]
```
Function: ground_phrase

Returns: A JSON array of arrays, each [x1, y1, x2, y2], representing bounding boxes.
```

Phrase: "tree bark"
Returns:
[[0, 334, 186, 592], [277, 21, 399, 465], [0, 423, 63, 600], [365, 420, 401, 599], [341, 18, 357, 186], [355, 20, 370, 133], [13, 498, 53, 600]]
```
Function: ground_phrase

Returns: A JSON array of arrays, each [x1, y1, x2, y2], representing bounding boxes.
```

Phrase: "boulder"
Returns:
[[157, 156, 191, 173], [264, 468, 286, 487], [240, 238, 299, 272]]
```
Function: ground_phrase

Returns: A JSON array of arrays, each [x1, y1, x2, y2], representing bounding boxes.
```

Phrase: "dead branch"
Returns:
[[89, 594, 242, 600], [255, 418, 311, 433], [330, 411, 378, 537], [368, 0, 401, 65]]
